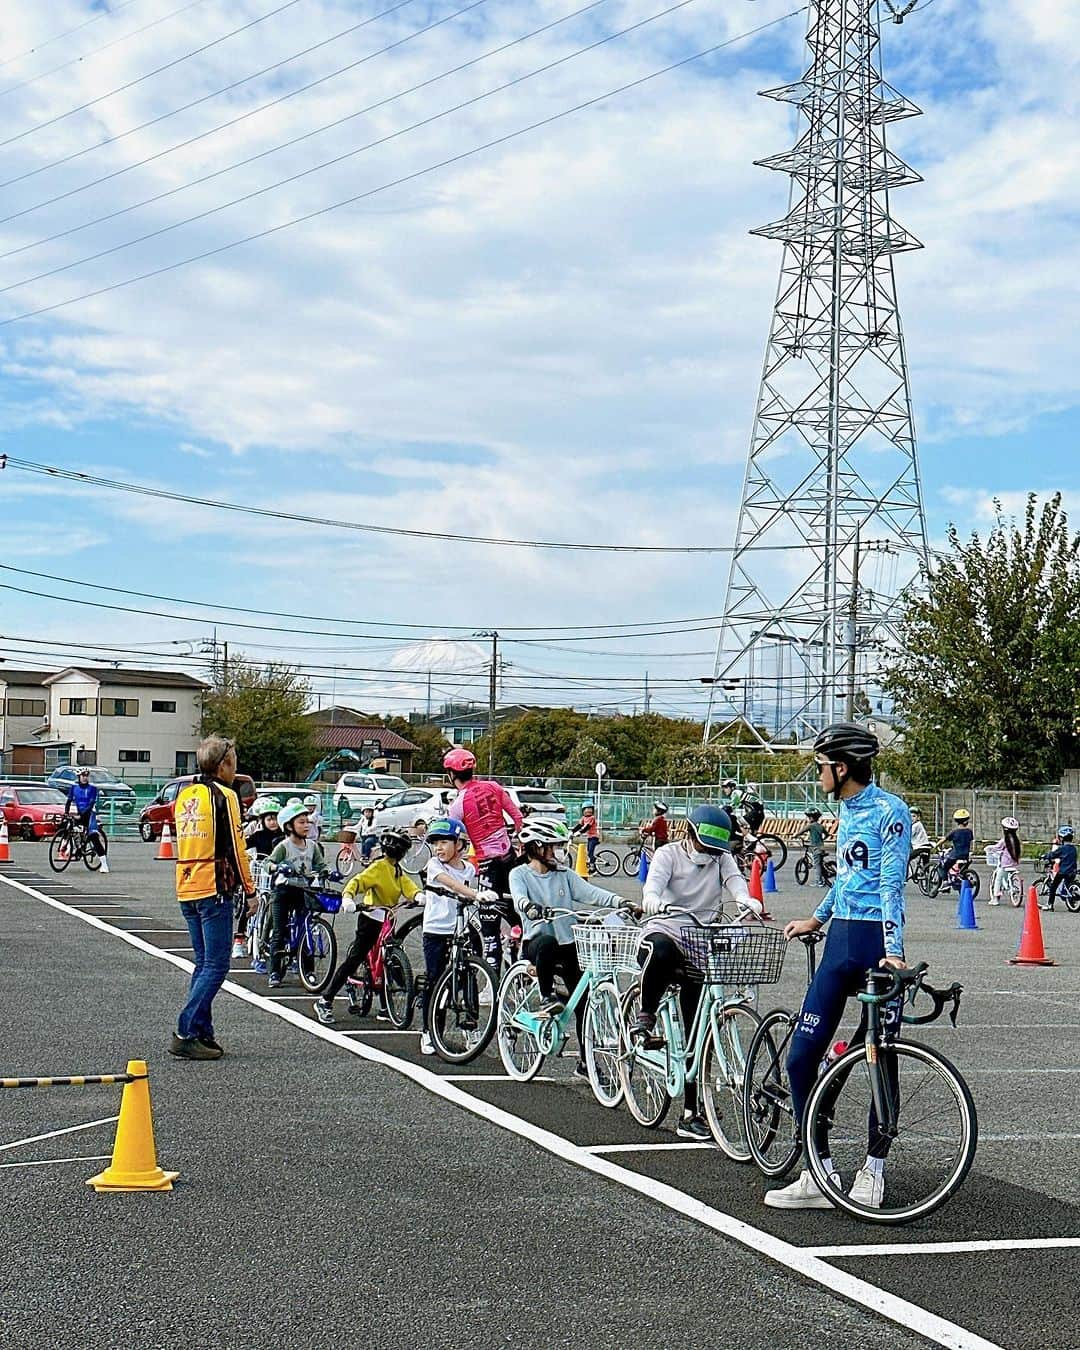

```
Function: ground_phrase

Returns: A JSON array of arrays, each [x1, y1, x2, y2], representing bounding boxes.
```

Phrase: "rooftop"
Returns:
[[313, 725, 419, 753], [41, 666, 209, 690]]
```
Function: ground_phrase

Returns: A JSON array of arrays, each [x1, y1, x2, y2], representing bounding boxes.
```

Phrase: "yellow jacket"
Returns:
[[175, 778, 254, 903], [343, 858, 419, 910]]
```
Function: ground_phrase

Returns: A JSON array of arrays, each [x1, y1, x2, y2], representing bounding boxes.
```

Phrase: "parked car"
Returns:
[[372, 786, 457, 831], [48, 767, 138, 815], [138, 773, 257, 841], [332, 772, 409, 818], [506, 786, 566, 821], [0, 783, 68, 840]]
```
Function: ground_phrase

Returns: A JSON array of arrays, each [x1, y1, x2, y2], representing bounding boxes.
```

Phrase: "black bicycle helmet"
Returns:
[[687, 804, 734, 854], [806, 808, 822, 820], [813, 721, 880, 762], [379, 827, 413, 860]]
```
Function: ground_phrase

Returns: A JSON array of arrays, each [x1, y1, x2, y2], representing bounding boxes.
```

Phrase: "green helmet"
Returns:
[[250, 798, 279, 820], [278, 800, 312, 830]]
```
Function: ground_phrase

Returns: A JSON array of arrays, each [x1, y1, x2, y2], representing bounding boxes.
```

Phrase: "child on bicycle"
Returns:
[[265, 802, 327, 988], [418, 817, 494, 1054], [234, 798, 283, 959], [988, 817, 1021, 906], [509, 818, 623, 1080], [797, 808, 828, 887], [639, 801, 670, 850], [1040, 824, 1076, 912], [909, 807, 930, 865], [313, 828, 419, 1024], [571, 804, 600, 872], [939, 809, 973, 882]]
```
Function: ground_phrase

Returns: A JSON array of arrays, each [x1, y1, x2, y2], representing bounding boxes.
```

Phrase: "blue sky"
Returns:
[[0, 0, 1075, 719]]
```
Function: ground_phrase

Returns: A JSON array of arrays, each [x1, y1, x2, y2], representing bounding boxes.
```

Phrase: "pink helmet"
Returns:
[[443, 747, 477, 773]]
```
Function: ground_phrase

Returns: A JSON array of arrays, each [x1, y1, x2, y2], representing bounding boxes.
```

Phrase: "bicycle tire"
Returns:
[[927, 867, 944, 898], [1065, 883, 1080, 914], [794, 857, 809, 886], [583, 982, 623, 1109], [756, 834, 788, 870], [347, 967, 374, 1018], [1007, 872, 1024, 907], [298, 916, 337, 993], [592, 849, 619, 878], [804, 1040, 978, 1225], [49, 831, 73, 872], [83, 842, 102, 871], [382, 944, 415, 1030], [742, 1008, 801, 1178], [617, 985, 671, 1129], [335, 846, 357, 878], [967, 869, 981, 900], [700, 1002, 759, 1162], [622, 847, 643, 877], [495, 961, 545, 1080], [431, 953, 497, 1063]]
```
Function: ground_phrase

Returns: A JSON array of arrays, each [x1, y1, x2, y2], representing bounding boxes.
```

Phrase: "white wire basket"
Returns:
[[251, 856, 274, 895], [573, 923, 643, 977]]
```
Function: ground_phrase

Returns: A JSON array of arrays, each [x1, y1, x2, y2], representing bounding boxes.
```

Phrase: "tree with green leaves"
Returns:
[[381, 717, 448, 774], [201, 654, 316, 781], [885, 493, 1080, 789]]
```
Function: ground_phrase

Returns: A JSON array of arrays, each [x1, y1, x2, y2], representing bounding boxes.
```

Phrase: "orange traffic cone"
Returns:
[[1009, 885, 1057, 966], [748, 855, 764, 902], [0, 819, 9, 863], [155, 822, 175, 861], [87, 1060, 178, 1192]]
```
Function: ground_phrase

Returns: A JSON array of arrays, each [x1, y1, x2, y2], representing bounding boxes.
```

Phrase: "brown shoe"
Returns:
[[169, 1033, 222, 1061]]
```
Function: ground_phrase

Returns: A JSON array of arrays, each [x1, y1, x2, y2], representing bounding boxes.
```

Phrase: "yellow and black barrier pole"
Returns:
[[1, 1059, 178, 1192]]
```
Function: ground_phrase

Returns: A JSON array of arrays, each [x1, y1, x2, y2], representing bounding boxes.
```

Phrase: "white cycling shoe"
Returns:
[[849, 1166, 885, 1208], [763, 1168, 837, 1209]]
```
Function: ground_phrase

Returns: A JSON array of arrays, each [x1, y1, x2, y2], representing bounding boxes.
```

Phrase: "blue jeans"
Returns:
[[177, 895, 234, 1041]]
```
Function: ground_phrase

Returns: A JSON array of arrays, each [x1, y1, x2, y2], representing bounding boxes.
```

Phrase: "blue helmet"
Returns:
[[688, 804, 734, 853], [1059, 825, 1074, 839], [427, 817, 468, 843]]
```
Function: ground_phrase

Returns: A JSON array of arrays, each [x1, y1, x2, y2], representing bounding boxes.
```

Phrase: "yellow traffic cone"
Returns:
[[575, 841, 589, 878], [87, 1060, 178, 1193]]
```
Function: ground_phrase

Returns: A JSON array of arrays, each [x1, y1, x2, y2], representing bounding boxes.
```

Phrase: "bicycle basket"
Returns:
[[679, 924, 787, 986], [308, 889, 342, 914], [572, 923, 643, 977], [252, 858, 274, 894]]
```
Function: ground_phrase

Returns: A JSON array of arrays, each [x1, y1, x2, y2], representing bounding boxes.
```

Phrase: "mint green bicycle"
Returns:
[[618, 917, 786, 1160], [496, 907, 640, 1109]]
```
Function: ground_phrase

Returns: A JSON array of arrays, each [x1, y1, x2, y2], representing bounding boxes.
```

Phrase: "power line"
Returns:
[[0, 0, 147, 72], [0, 0, 706, 296], [0, 0, 309, 151], [0, 0, 615, 260], [0, 7, 806, 327]]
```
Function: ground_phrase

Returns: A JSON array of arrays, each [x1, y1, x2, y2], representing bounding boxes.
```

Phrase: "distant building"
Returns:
[[424, 702, 539, 745], [302, 708, 420, 774]]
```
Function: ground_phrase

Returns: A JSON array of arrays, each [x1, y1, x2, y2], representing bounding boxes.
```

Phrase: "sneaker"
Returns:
[[168, 1033, 222, 1061], [630, 1011, 662, 1047], [572, 1060, 589, 1081], [419, 1032, 436, 1056], [268, 973, 283, 989], [849, 1165, 885, 1209], [252, 959, 268, 975], [198, 1035, 223, 1054], [764, 1168, 836, 1209], [676, 1114, 711, 1142], [538, 995, 564, 1017], [1039, 903, 1054, 911], [375, 1008, 391, 1023], [312, 998, 335, 1026], [987, 899, 1000, 906], [231, 938, 247, 960]]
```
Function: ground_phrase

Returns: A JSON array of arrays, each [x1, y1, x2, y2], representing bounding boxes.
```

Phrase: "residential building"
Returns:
[[303, 709, 420, 774], [425, 702, 538, 745], [0, 670, 51, 775]]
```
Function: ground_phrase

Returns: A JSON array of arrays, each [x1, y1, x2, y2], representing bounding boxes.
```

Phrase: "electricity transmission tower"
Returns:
[[704, 0, 930, 746]]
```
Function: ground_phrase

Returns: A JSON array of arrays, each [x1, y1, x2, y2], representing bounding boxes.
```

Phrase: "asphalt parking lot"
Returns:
[[2, 840, 1078, 1350]]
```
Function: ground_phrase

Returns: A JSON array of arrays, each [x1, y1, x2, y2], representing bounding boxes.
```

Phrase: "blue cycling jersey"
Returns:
[[813, 782, 910, 958], [66, 783, 99, 816]]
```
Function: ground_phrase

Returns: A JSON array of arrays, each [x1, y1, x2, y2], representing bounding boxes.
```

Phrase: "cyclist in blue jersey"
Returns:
[[64, 767, 108, 866], [764, 722, 909, 1212], [1040, 825, 1077, 912]]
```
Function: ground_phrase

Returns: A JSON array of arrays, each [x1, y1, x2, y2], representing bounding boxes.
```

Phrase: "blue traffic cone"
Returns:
[[637, 848, 649, 883], [764, 859, 778, 893], [956, 879, 978, 930]]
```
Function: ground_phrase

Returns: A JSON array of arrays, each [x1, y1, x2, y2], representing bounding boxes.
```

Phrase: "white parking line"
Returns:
[[0, 1155, 112, 1171], [810, 1238, 1080, 1258], [441, 1075, 559, 1083], [160, 947, 195, 953], [0, 872, 1003, 1350], [587, 1143, 715, 1154], [1, 1116, 119, 1153]]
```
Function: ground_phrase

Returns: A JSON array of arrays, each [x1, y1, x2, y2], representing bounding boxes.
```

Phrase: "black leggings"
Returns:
[[637, 933, 702, 1114], [477, 851, 518, 976], [269, 891, 303, 978], [526, 934, 585, 1052], [323, 912, 383, 1002], [1047, 870, 1076, 909]]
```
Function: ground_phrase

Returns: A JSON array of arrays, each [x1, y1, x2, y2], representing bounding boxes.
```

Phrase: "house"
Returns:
[[425, 703, 538, 746], [0, 669, 51, 775], [302, 709, 420, 774], [3, 666, 208, 778]]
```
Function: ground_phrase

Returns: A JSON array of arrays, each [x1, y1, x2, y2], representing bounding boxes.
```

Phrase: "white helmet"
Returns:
[[519, 818, 570, 849], [305, 794, 320, 810], [1001, 816, 1019, 830], [654, 800, 669, 813]]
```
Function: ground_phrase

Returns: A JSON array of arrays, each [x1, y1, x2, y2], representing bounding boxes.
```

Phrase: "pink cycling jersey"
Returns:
[[448, 779, 523, 860]]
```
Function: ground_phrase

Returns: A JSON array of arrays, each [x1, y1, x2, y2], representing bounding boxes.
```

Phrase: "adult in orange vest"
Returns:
[[170, 735, 254, 1061]]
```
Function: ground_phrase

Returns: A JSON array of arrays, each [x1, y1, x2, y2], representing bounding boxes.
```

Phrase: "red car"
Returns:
[[0, 783, 69, 841], [139, 773, 257, 841]]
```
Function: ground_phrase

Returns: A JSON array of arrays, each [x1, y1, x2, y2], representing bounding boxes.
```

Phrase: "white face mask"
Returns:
[[551, 845, 569, 868], [687, 846, 716, 867]]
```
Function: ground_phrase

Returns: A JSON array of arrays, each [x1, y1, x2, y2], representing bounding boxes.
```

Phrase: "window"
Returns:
[[152, 700, 177, 713], [75, 750, 97, 767], [174, 751, 196, 776], [5, 698, 46, 717], [162, 781, 181, 803], [118, 750, 151, 763], [60, 698, 97, 716], [100, 698, 139, 718]]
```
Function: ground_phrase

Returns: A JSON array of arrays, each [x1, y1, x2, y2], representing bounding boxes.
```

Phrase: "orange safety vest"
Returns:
[[175, 778, 254, 902]]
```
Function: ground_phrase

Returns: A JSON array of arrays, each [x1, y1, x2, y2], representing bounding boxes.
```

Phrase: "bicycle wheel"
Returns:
[[617, 986, 671, 1129], [622, 848, 642, 877], [297, 916, 337, 992], [967, 869, 980, 899], [927, 866, 944, 899], [49, 830, 73, 872], [794, 857, 809, 886], [494, 961, 546, 1080], [742, 1009, 801, 1178], [700, 1002, 759, 1161], [1007, 871, 1023, 907], [431, 954, 497, 1063], [1064, 882, 1080, 914], [756, 834, 788, 870], [347, 967, 374, 1017], [582, 982, 623, 1108], [592, 849, 618, 878], [335, 846, 357, 878], [83, 840, 102, 871], [804, 1041, 978, 1225], [382, 944, 415, 1030]]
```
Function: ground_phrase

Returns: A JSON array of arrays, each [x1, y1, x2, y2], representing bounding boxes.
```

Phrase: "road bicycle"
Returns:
[[249, 872, 341, 993], [926, 849, 981, 900], [49, 815, 104, 872], [425, 891, 499, 1063], [496, 907, 640, 1107], [802, 963, 976, 1224], [793, 843, 836, 887], [617, 913, 777, 1159], [1037, 858, 1080, 912], [345, 909, 415, 1029]]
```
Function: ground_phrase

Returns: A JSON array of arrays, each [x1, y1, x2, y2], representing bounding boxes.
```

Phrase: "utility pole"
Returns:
[[643, 671, 651, 715], [473, 630, 499, 775], [845, 522, 862, 720], [222, 641, 229, 694], [426, 670, 432, 720]]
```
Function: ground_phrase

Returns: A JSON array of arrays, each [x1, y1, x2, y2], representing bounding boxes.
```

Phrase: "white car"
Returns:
[[506, 786, 566, 821], [332, 772, 409, 817], [372, 786, 457, 831]]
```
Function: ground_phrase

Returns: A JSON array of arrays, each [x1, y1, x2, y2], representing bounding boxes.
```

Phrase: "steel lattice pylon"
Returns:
[[704, 0, 930, 746]]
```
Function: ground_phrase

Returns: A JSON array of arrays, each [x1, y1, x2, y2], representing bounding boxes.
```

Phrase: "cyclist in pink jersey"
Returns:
[[444, 747, 524, 974]]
